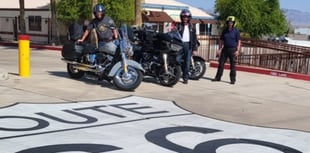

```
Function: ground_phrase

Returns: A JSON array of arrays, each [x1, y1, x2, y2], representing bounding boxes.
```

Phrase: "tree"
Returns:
[[92, 0, 98, 18], [56, 0, 135, 26], [101, 0, 135, 25], [19, 0, 26, 34], [56, 0, 91, 25], [215, 0, 288, 38], [134, 0, 142, 26], [50, 0, 59, 44]]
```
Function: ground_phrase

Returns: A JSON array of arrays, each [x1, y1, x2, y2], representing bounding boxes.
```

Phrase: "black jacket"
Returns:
[[177, 23, 198, 50]]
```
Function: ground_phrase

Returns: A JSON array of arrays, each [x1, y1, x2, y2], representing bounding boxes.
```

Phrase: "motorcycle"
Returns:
[[132, 28, 182, 87], [188, 41, 206, 80], [169, 33, 206, 80], [61, 24, 144, 91]]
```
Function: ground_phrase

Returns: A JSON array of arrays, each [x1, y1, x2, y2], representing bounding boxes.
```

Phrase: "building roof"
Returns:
[[142, 11, 174, 23], [143, 0, 215, 22], [191, 19, 217, 24], [0, 0, 49, 9]]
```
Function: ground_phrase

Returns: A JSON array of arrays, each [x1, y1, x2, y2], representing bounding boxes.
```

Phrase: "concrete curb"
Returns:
[[0, 41, 62, 51]]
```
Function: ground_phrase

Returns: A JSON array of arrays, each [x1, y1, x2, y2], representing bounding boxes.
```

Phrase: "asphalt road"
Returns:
[[1, 45, 310, 132]]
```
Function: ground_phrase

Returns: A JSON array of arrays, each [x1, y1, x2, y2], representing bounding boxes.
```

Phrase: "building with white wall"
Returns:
[[142, 0, 218, 35], [0, 0, 218, 44], [0, 0, 52, 43]]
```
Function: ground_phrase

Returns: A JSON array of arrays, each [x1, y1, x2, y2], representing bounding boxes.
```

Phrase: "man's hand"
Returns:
[[76, 39, 84, 44], [192, 50, 198, 56], [216, 49, 221, 57], [234, 50, 240, 57]]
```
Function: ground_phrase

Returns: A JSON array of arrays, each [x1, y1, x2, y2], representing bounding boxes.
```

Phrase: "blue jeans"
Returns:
[[98, 41, 117, 55], [177, 42, 192, 80], [98, 41, 107, 48]]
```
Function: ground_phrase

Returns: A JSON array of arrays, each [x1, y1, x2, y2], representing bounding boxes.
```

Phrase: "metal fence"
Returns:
[[197, 36, 310, 75]]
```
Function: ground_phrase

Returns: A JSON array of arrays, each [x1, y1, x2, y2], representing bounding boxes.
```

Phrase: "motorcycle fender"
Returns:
[[192, 55, 205, 62], [108, 60, 145, 77]]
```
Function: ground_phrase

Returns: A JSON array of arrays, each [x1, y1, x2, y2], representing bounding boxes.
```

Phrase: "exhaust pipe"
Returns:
[[61, 58, 97, 72]]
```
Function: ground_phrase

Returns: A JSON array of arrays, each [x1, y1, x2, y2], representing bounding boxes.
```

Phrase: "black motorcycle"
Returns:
[[188, 41, 206, 80], [61, 24, 144, 91], [132, 28, 182, 87], [171, 35, 206, 80]]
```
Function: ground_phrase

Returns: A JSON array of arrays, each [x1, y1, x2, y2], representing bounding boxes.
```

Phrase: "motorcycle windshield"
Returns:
[[168, 30, 183, 43], [119, 24, 133, 56], [156, 30, 183, 45]]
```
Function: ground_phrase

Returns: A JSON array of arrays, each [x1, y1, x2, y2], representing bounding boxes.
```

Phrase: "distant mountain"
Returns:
[[283, 9, 310, 27], [199, 8, 310, 27]]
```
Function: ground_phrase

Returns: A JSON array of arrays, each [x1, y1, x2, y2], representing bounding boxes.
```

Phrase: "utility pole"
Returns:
[[19, 0, 26, 34], [134, 0, 142, 26]]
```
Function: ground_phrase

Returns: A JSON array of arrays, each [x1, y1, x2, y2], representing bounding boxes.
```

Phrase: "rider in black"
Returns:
[[78, 3, 118, 59], [176, 9, 198, 84]]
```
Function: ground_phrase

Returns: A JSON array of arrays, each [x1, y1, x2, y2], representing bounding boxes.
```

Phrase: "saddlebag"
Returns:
[[67, 22, 83, 42], [61, 43, 83, 60]]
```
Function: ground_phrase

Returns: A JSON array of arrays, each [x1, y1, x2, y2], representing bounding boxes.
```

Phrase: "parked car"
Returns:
[[268, 35, 288, 43]]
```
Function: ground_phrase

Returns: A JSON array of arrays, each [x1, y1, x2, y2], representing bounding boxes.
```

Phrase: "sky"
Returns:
[[176, 0, 310, 13]]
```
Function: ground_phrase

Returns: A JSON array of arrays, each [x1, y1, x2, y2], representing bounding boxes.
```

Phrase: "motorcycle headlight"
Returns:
[[170, 43, 183, 52], [125, 44, 134, 56]]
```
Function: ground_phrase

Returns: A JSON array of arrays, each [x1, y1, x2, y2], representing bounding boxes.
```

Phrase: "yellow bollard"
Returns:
[[18, 35, 30, 77]]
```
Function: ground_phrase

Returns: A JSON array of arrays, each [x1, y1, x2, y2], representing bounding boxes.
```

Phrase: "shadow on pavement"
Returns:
[[141, 77, 175, 88], [200, 76, 213, 81], [47, 71, 118, 90], [8, 72, 19, 76]]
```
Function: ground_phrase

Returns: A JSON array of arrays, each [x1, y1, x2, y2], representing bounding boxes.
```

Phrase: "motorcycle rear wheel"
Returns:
[[67, 63, 85, 79], [113, 66, 143, 91], [158, 64, 181, 87], [189, 58, 206, 80]]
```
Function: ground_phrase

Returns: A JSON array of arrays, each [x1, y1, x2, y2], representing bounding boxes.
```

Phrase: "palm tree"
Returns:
[[91, 0, 98, 46], [92, 0, 98, 17], [50, 0, 58, 45], [135, 0, 142, 25], [19, 0, 26, 34]]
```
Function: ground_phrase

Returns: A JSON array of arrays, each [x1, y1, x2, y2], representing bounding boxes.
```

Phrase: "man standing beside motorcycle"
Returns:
[[212, 16, 241, 84], [78, 3, 118, 60], [176, 9, 198, 84]]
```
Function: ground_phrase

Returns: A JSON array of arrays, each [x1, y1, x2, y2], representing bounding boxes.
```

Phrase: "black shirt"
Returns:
[[88, 16, 115, 41]]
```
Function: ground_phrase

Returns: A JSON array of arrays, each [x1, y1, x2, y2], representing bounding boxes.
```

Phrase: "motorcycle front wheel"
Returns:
[[189, 58, 206, 80], [158, 64, 181, 87], [67, 63, 85, 79], [113, 66, 143, 91]]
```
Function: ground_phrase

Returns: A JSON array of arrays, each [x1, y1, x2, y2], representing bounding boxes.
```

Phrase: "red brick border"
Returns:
[[210, 61, 310, 81], [0, 42, 61, 51]]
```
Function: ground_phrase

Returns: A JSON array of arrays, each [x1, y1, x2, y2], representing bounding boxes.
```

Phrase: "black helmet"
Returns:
[[93, 4, 105, 17], [180, 9, 192, 22]]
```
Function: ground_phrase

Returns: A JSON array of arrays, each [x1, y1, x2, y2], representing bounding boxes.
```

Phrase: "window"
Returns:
[[28, 16, 42, 31], [145, 23, 164, 33], [199, 23, 212, 35], [158, 23, 164, 33]]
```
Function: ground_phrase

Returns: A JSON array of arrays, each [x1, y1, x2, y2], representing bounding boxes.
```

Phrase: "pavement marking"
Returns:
[[0, 96, 309, 153]]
